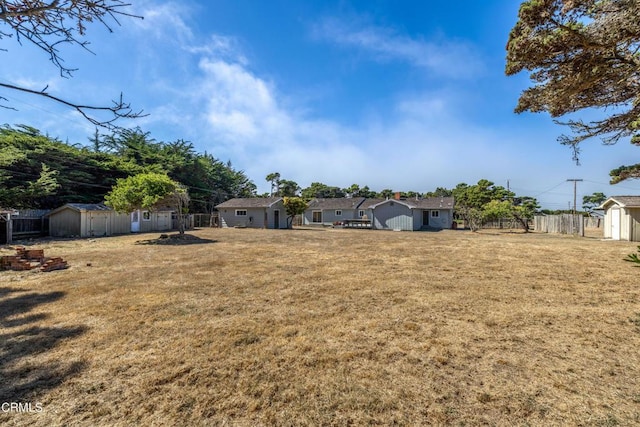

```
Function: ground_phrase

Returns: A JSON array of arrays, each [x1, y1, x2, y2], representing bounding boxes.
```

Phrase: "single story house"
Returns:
[[48, 203, 174, 238], [303, 197, 367, 226], [303, 195, 455, 231], [216, 197, 288, 229], [598, 196, 640, 241]]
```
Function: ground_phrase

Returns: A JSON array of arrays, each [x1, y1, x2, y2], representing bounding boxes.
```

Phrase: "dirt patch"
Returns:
[[135, 233, 217, 245]]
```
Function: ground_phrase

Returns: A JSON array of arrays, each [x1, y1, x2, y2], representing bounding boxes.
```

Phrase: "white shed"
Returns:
[[598, 196, 640, 241]]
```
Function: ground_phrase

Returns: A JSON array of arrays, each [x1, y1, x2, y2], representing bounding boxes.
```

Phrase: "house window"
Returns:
[[431, 210, 440, 218], [312, 211, 322, 223], [236, 210, 247, 216], [358, 210, 365, 217], [335, 210, 342, 216], [142, 211, 151, 221]]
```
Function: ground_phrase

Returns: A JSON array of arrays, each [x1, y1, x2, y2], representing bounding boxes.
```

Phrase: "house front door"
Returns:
[[131, 210, 140, 232], [423, 210, 429, 227], [274, 210, 280, 229]]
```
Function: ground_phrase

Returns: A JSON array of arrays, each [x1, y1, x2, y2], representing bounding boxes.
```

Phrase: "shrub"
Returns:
[[625, 246, 640, 266]]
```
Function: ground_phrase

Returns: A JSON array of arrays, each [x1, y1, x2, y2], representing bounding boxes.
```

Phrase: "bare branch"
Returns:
[[0, 81, 147, 131], [0, 1, 144, 128]]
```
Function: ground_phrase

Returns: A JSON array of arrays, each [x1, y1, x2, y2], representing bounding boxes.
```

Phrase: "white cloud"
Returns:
[[132, 1, 194, 43], [189, 45, 501, 193], [312, 17, 484, 78], [188, 35, 249, 66]]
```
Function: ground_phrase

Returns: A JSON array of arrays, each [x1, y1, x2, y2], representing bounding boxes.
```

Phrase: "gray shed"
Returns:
[[48, 204, 173, 237], [361, 196, 455, 231], [598, 196, 640, 241], [216, 197, 287, 229]]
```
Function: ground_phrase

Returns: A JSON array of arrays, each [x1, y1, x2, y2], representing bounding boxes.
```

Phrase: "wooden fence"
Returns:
[[11, 209, 50, 239], [534, 214, 584, 236], [481, 218, 532, 230], [192, 213, 219, 228], [584, 217, 602, 229]]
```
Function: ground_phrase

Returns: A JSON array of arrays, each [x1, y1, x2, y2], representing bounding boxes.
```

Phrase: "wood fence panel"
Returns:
[[534, 214, 584, 236]]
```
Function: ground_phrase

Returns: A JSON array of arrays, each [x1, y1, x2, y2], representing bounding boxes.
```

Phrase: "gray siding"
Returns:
[[303, 208, 359, 225], [50, 208, 81, 237], [219, 201, 287, 229], [266, 204, 288, 229], [373, 202, 413, 230], [220, 207, 265, 228], [140, 211, 172, 233], [112, 212, 133, 234], [413, 209, 451, 230]]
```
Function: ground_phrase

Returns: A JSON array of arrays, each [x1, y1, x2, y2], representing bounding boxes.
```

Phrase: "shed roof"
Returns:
[[216, 197, 283, 209], [48, 203, 113, 215], [306, 197, 366, 210], [48, 203, 174, 216], [598, 196, 640, 209]]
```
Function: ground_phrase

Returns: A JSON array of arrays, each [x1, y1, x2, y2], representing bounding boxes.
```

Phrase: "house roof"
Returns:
[[306, 197, 366, 210], [599, 196, 640, 209], [364, 197, 455, 210], [215, 197, 283, 209]]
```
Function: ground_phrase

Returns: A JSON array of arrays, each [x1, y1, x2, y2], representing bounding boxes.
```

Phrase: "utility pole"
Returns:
[[567, 179, 583, 214]]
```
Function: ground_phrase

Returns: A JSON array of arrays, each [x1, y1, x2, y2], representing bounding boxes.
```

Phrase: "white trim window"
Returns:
[[235, 209, 248, 216], [358, 210, 365, 217], [335, 210, 342, 216], [431, 210, 440, 218], [142, 211, 151, 221], [312, 211, 322, 223]]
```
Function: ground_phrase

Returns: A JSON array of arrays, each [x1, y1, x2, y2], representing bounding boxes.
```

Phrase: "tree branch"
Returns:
[[0, 81, 147, 130]]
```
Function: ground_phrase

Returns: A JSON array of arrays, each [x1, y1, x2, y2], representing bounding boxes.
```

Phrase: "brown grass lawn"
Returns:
[[1, 227, 639, 426]]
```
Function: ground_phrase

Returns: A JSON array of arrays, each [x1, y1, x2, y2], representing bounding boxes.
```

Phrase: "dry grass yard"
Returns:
[[1, 227, 640, 426]]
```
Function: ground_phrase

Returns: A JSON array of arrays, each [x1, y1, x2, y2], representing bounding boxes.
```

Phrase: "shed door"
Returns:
[[274, 210, 280, 229], [131, 210, 141, 232], [90, 213, 109, 237], [611, 208, 621, 240]]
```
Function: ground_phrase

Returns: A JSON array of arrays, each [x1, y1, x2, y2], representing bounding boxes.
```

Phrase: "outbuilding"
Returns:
[[48, 203, 173, 238], [216, 197, 287, 229], [363, 196, 455, 231], [598, 196, 640, 241]]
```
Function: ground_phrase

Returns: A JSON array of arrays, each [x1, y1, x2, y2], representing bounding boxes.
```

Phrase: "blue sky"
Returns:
[[2, 0, 639, 209]]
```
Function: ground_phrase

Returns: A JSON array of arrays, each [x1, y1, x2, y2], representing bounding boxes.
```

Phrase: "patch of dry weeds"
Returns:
[[1, 228, 639, 425]]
